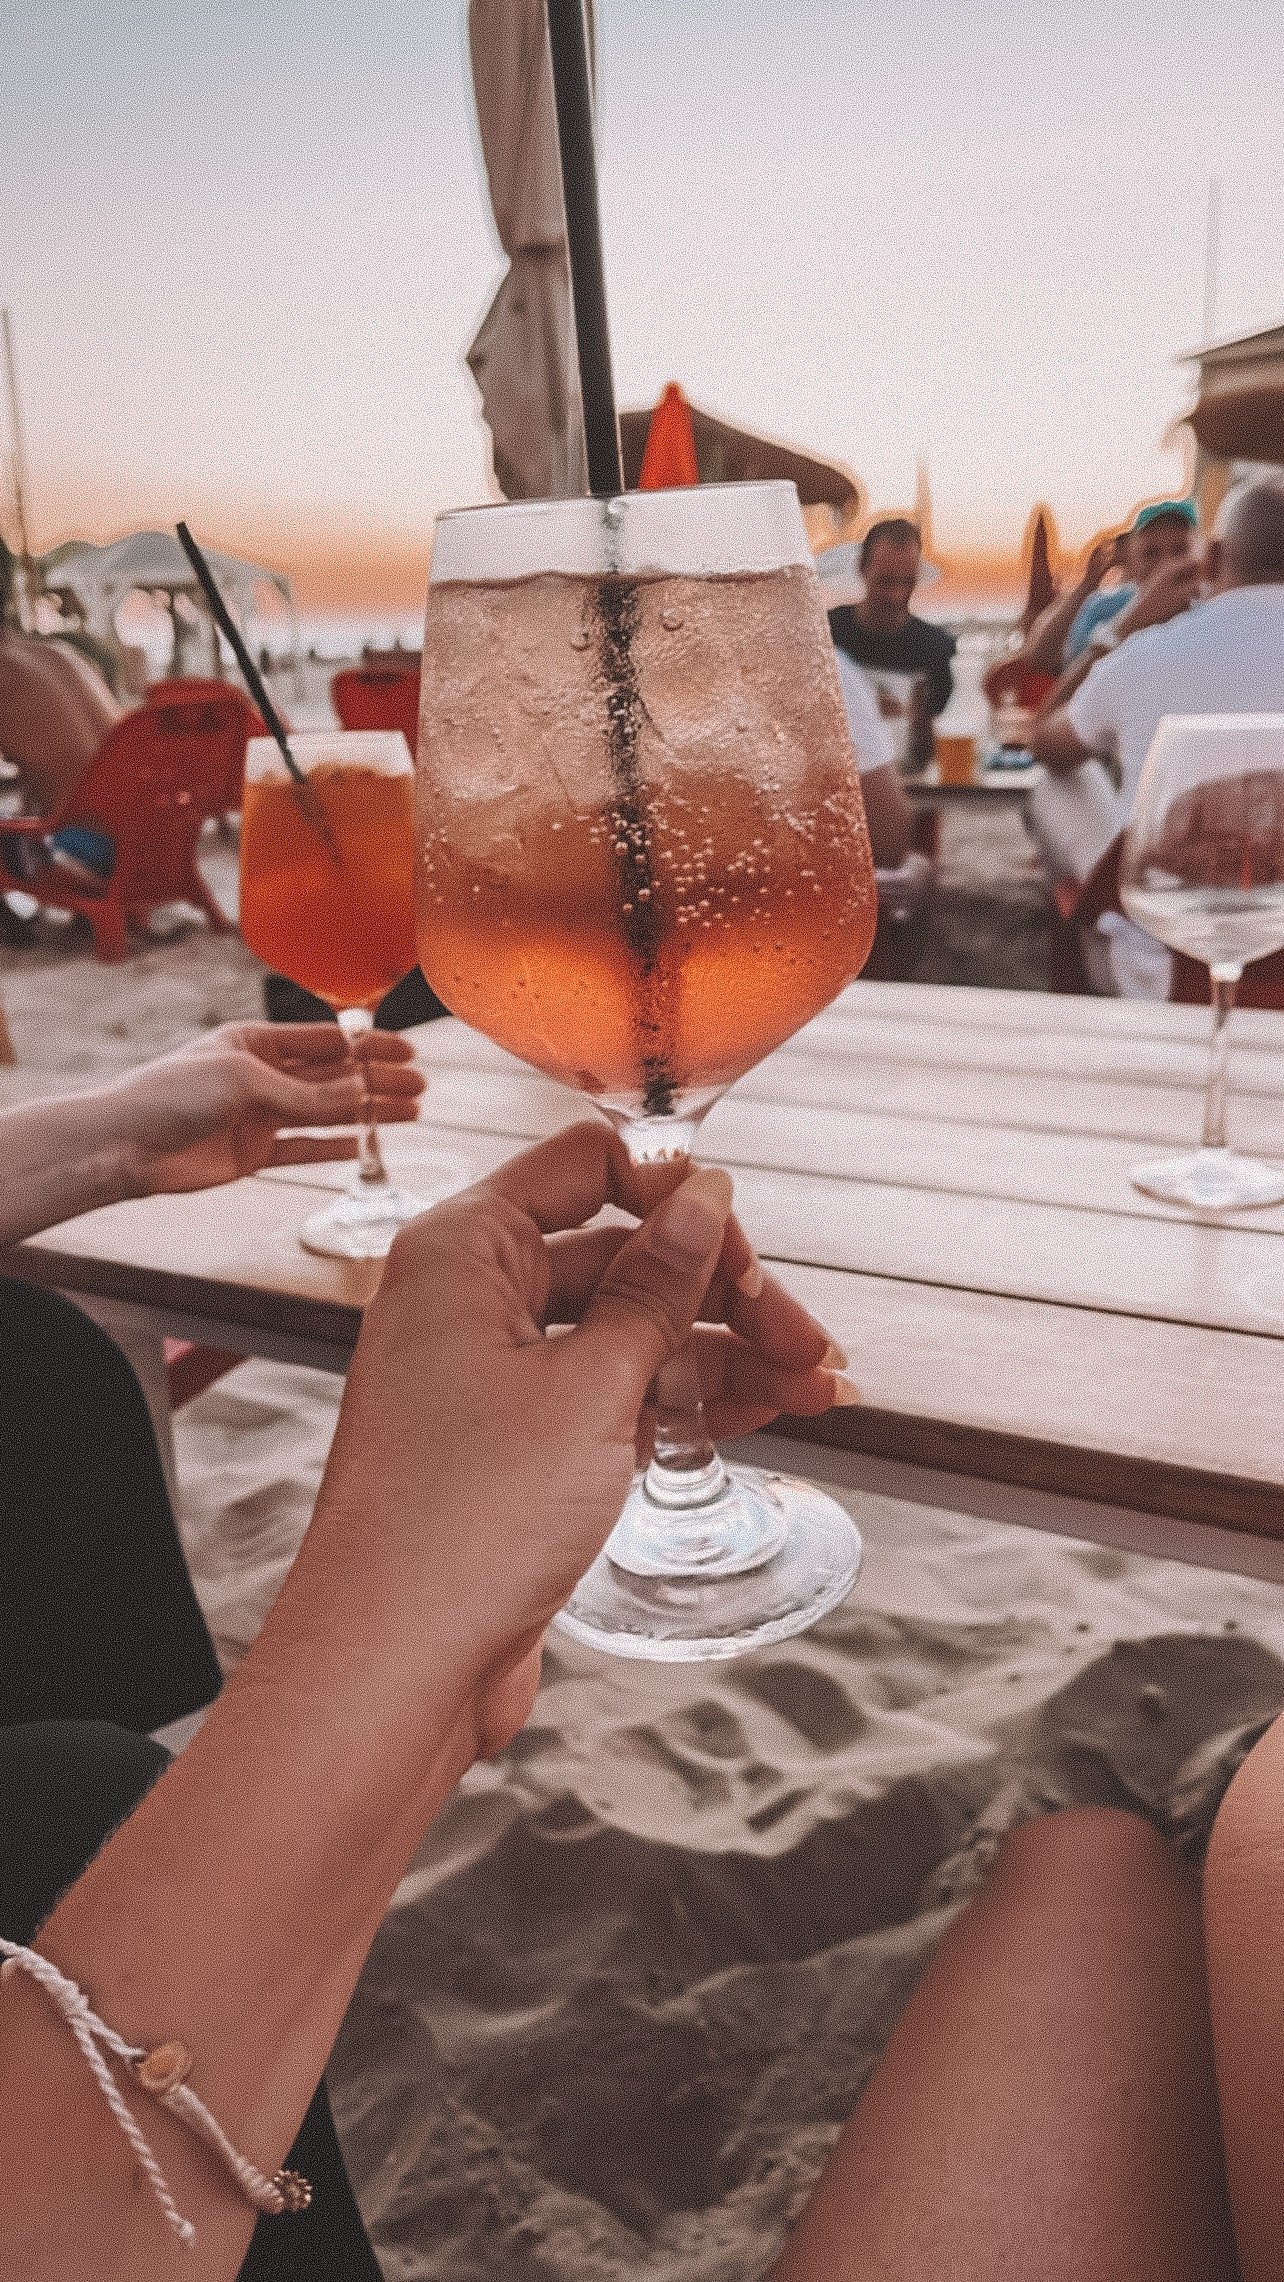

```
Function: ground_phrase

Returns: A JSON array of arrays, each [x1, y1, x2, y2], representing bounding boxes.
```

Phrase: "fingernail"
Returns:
[[649, 1168, 734, 1268], [828, 1373, 861, 1407], [735, 1248, 765, 1300], [820, 1339, 848, 1371]]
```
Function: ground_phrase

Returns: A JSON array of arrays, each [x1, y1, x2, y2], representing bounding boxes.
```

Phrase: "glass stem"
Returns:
[[337, 1007, 390, 1189], [644, 1340, 729, 1509], [1200, 966, 1241, 1155]]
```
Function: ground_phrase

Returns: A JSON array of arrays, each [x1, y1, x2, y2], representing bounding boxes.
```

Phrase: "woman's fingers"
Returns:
[[230, 1020, 423, 1078], [685, 1326, 853, 1437], [558, 1168, 734, 1409], [268, 1134, 359, 1166], [481, 1121, 640, 1235], [544, 1226, 842, 1368]]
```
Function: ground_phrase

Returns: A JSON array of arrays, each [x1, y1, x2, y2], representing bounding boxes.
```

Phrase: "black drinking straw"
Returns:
[[544, 0, 624, 497], [544, 0, 675, 1112], [176, 522, 303, 778], [175, 520, 340, 860]]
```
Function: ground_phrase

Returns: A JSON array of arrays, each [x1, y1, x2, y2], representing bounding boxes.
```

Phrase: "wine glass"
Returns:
[[416, 482, 878, 1659], [239, 728, 453, 1258], [1119, 713, 1284, 1210]]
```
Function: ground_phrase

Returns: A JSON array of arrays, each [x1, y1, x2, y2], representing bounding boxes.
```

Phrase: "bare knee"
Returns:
[[992, 1806, 1177, 1905]]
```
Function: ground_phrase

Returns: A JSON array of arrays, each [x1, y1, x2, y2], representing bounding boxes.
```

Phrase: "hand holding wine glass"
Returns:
[[1120, 713, 1284, 1210]]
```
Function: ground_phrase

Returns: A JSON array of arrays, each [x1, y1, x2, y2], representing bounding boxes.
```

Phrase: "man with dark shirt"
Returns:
[[829, 517, 956, 716]]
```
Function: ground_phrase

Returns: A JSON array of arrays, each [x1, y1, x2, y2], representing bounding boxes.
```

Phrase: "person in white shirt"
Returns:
[[1033, 478, 1284, 818], [834, 647, 914, 868], [1028, 480, 1284, 993]]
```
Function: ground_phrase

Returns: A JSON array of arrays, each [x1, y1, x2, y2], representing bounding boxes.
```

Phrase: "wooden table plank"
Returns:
[[8, 1178, 377, 1351], [392, 1056, 1284, 1236], [10, 1186, 1282, 1536], [832, 980, 1284, 1052]]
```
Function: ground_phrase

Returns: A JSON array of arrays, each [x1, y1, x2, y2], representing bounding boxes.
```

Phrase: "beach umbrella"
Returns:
[[637, 382, 700, 490], [619, 396, 861, 513], [1019, 506, 1058, 632], [42, 530, 298, 678], [466, 0, 591, 500], [1187, 385, 1284, 467]]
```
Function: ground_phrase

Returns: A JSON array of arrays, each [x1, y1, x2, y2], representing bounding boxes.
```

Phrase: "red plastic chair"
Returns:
[[331, 665, 420, 753], [1171, 948, 1284, 1009], [0, 695, 252, 960], [1046, 835, 1125, 994], [1046, 838, 1284, 1006], [145, 679, 266, 825]]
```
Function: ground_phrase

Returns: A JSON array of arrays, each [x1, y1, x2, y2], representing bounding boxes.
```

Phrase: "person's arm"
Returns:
[[1020, 538, 1116, 678], [0, 1022, 423, 1248], [861, 765, 913, 869], [1029, 637, 1127, 779], [834, 655, 911, 863], [0, 1124, 849, 2279], [925, 636, 955, 717]]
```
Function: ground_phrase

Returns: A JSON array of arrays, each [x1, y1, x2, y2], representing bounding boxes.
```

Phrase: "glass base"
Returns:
[[299, 1178, 431, 1260], [1130, 1147, 1284, 1212], [554, 1464, 862, 1661]]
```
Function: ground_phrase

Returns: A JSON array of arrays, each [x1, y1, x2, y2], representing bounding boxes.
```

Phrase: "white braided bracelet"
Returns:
[[0, 1940, 311, 2251]]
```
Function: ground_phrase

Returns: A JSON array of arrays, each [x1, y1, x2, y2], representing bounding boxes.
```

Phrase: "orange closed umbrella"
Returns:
[[637, 382, 700, 489]]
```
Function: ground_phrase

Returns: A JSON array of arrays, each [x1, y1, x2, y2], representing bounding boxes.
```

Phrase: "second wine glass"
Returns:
[[239, 728, 448, 1258], [1120, 713, 1284, 1210]]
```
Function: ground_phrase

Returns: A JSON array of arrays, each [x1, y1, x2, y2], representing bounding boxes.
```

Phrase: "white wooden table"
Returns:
[[8, 982, 1284, 1579]]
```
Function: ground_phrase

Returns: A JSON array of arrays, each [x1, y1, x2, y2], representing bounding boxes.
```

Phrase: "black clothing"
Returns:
[[0, 1280, 382, 2279], [828, 606, 957, 717], [263, 967, 450, 1029]]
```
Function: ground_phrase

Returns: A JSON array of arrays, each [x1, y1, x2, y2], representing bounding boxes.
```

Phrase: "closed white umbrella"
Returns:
[[466, 0, 591, 499]]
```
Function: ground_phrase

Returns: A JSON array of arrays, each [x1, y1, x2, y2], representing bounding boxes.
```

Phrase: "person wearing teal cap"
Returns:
[[1065, 498, 1198, 661]]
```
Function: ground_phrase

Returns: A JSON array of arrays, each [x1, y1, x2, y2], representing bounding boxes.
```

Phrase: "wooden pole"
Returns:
[[1, 309, 36, 626]]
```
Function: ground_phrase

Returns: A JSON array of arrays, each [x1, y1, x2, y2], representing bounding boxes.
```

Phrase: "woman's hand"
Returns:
[[103, 1021, 424, 1194], [307, 1122, 851, 1761]]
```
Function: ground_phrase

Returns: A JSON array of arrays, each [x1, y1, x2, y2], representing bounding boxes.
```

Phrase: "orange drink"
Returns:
[[936, 733, 977, 785], [240, 763, 416, 1010], [239, 728, 434, 1260]]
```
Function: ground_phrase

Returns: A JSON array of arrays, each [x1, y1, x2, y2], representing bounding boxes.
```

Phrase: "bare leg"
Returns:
[[1205, 1715, 1284, 2281], [771, 1808, 1235, 2282]]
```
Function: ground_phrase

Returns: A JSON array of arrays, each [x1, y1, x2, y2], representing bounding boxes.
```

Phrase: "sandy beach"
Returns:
[[6, 881, 1283, 2277]]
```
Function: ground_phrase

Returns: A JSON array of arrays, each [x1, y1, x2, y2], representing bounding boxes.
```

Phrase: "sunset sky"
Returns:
[[3, 0, 1283, 620]]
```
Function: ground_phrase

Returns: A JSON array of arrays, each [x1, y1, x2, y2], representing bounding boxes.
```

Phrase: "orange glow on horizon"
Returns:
[[36, 503, 1040, 622]]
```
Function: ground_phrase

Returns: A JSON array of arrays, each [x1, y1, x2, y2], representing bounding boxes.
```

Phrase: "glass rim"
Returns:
[[432, 478, 802, 530], [244, 728, 412, 782], [429, 481, 812, 583]]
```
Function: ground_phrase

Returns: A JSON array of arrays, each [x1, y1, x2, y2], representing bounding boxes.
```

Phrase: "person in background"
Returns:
[[1028, 479, 1284, 994], [1061, 498, 1198, 665], [1033, 479, 1284, 817], [985, 502, 1199, 710], [834, 649, 914, 869], [829, 518, 956, 719], [0, 539, 122, 818]]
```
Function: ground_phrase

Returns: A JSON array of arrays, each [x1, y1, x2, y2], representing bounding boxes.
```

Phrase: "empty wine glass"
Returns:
[[417, 482, 878, 1659], [1120, 713, 1284, 1210]]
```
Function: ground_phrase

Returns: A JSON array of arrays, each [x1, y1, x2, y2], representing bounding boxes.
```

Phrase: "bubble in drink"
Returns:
[[417, 566, 876, 1123]]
